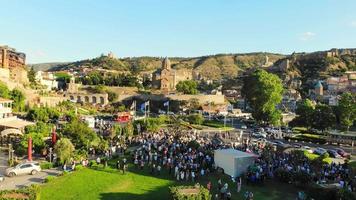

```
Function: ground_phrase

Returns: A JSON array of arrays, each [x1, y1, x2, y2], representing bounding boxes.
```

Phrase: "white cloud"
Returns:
[[299, 32, 316, 41]]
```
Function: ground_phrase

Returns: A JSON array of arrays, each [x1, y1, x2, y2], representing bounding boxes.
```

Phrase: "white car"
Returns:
[[5, 161, 41, 177], [302, 146, 313, 153]]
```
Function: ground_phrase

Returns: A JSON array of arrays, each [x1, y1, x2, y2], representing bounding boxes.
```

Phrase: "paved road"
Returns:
[[0, 150, 8, 175], [0, 169, 61, 190], [0, 148, 61, 191]]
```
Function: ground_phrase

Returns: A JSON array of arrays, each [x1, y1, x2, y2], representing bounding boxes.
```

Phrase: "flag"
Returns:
[[163, 101, 169, 107], [140, 101, 149, 112], [140, 103, 145, 111]]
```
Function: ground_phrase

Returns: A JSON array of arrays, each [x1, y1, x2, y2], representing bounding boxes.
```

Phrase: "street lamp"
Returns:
[[49, 147, 53, 163], [8, 143, 12, 162]]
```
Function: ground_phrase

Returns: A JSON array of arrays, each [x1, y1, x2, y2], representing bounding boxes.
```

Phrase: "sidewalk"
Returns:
[[0, 148, 9, 174]]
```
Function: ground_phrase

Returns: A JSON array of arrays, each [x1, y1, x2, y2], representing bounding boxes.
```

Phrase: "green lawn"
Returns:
[[39, 164, 299, 200], [303, 150, 333, 164]]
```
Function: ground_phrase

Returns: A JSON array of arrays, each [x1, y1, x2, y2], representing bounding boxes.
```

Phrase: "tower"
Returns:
[[162, 57, 171, 70], [67, 76, 78, 93], [314, 81, 323, 96]]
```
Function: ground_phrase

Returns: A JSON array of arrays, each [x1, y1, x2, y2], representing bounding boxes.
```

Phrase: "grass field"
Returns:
[[39, 163, 299, 200], [303, 150, 333, 164]]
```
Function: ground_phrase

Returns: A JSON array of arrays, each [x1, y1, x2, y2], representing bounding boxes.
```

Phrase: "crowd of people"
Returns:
[[99, 127, 354, 199]]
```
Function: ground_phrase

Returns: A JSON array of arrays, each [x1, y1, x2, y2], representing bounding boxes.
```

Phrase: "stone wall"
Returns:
[[65, 93, 109, 105], [117, 94, 225, 105], [34, 96, 67, 107]]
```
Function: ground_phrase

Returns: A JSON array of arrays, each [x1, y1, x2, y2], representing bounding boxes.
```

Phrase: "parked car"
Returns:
[[334, 148, 350, 158], [252, 132, 267, 138], [302, 146, 313, 153], [314, 147, 327, 155], [293, 143, 302, 148], [327, 150, 342, 158], [5, 161, 41, 177], [275, 141, 291, 148]]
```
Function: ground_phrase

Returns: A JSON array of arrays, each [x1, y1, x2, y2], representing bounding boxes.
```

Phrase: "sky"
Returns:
[[1, 0, 356, 64]]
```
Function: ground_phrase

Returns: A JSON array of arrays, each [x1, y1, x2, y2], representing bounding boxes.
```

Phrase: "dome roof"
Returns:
[[314, 81, 323, 88]]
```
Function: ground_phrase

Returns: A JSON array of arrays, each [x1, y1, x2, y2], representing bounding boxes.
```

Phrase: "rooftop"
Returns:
[[215, 148, 257, 158], [0, 98, 13, 103]]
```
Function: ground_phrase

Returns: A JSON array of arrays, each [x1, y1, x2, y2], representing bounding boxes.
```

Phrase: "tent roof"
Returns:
[[0, 118, 34, 129], [215, 148, 257, 158]]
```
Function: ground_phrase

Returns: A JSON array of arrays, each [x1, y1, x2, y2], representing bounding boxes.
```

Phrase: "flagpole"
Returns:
[[148, 101, 150, 118], [144, 101, 147, 122], [167, 101, 169, 115], [134, 100, 136, 120]]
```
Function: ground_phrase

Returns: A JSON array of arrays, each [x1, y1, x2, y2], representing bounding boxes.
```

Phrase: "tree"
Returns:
[[54, 138, 75, 165], [0, 81, 10, 98], [107, 91, 118, 102], [186, 114, 204, 125], [311, 104, 336, 131], [10, 88, 25, 112], [62, 119, 98, 149], [241, 69, 284, 125], [337, 92, 356, 131], [188, 98, 200, 111], [26, 107, 60, 122], [28, 66, 36, 83], [291, 99, 315, 128], [17, 132, 47, 156], [122, 122, 134, 137], [176, 80, 198, 94]]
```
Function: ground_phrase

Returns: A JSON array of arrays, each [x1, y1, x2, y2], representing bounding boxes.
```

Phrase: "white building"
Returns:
[[0, 98, 34, 137], [35, 71, 59, 91]]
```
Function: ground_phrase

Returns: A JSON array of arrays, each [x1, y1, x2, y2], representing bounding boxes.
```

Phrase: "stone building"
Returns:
[[65, 76, 109, 105], [152, 57, 193, 94], [0, 45, 28, 84]]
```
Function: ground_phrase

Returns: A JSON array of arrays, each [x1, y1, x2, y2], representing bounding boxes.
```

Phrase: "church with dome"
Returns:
[[152, 57, 193, 94]]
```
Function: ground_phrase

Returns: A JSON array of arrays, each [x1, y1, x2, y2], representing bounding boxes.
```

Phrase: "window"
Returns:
[[20, 164, 32, 169]]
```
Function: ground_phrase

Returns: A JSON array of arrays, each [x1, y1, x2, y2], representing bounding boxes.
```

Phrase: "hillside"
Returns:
[[28, 62, 70, 72], [44, 53, 285, 80], [275, 49, 356, 96]]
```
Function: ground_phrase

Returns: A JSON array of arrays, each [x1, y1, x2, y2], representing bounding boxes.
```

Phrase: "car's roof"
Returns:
[[19, 161, 39, 164]]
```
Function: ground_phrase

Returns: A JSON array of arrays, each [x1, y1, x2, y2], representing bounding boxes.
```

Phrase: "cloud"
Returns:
[[299, 32, 316, 41]]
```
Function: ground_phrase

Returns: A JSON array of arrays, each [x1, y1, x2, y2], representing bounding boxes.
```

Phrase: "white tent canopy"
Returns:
[[1, 128, 23, 137], [214, 149, 257, 178]]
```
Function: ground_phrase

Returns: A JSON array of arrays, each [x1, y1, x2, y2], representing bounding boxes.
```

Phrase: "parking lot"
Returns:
[[0, 150, 61, 190]]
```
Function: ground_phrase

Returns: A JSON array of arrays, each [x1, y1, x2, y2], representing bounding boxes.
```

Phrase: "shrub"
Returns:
[[44, 175, 56, 183], [40, 162, 54, 169], [186, 114, 204, 125], [170, 184, 211, 200], [75, 165, 84, 171], [0, 184, 39, 200]]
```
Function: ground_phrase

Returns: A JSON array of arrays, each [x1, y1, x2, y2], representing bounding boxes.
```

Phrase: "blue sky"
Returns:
[[1, 0, 356, 63]]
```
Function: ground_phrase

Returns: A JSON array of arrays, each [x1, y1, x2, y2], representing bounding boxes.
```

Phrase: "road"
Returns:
[[0, 148, 61, 191], [0, 169, 61, 190]]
